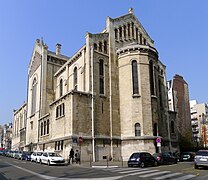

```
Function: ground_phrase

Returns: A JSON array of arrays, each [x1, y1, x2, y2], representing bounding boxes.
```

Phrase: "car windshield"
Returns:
[[196, 151, 208, 156], [37, 152, 43, 156], [48, 152, 61, 157]]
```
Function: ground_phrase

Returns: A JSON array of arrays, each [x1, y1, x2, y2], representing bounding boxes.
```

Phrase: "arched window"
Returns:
[[104, 41, 107, 54], [153, 123, 158, 136], [132, 60, 139, 94], [136, 28, 138, 42], [131, 22, 134, 38], [41, 122, 43, 136], [99, 59, 104, 94], [171, 121, 175, 133], [127, 23, 131, 37], [135, 123, 141, 136], [123, 25, 126, 39], [99, 42, 102, 52], [74, 67, 78, 90], [94, 43, 97, 50], [59, 79, 63, 97], [44, 121, 46, 135], [115, 29, 118, 40], [149, 60, 155, 95], [47, 119, 49, 134], [119, 27, 122, 39], [31, 78, 37, 115]]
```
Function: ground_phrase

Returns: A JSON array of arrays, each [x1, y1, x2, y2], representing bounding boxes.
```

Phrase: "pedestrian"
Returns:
[[69, 148, 74, 164], [75, 150, 80, 164]]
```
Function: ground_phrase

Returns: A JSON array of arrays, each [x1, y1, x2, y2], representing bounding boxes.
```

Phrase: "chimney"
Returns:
[[56, 43, 61, 55]]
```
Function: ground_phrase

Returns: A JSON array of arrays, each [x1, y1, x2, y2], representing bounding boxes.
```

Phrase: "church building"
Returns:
[[22, 8, 176, 161]]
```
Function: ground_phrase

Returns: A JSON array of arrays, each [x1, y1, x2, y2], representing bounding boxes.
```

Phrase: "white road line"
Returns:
[[104, 168, 138, 172], [5, 162, 124, 180], [139, 171, 170, 178], [92, 166, 118, 168], [171, 174, 197, 180], [128, 169, 159, 176], [152, 172, 183, 179], [119, 168, 152, 174]]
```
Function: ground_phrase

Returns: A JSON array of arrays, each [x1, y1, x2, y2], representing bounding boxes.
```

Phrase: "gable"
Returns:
[[109, 11, 154, 47]]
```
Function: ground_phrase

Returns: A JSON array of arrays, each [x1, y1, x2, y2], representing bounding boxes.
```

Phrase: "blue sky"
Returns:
[[1, 0, 208, 125]]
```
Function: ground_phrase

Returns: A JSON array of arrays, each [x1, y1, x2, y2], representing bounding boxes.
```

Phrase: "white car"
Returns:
[[40, 152, 65, 166], [31, 152, 43, 163]]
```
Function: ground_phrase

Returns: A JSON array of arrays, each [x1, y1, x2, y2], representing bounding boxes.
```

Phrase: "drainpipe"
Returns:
[[91, 46, 95, 162]]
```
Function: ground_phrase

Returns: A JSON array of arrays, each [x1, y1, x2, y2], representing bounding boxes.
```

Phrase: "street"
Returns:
[[0, 156, 208, 180]]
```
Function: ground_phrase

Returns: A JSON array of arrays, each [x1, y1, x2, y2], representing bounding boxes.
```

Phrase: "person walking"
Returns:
[[69, 148, 74, 164], [75, 150, 80, 164]]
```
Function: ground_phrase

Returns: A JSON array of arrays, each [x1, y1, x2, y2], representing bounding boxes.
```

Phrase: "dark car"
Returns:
[[21, 151, 32, 161], [153, 152, 177, 165], [128, 152, 158, 168], [180, 152, 195, 162], [194, 150, 208, 169]]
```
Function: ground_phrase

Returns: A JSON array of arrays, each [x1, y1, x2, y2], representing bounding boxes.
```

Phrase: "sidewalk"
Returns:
[[69, 160, 128, 168]]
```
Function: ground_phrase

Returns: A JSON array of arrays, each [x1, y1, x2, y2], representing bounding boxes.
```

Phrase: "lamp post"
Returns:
[[201, 113, 207, 148]]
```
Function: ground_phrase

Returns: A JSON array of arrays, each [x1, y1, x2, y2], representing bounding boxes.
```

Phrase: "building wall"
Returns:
[[172, 74, 193, 150], [12, 103, 27, 150]]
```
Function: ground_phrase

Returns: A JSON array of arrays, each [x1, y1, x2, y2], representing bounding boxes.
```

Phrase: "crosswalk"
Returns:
[[101, 167, 197, 180]]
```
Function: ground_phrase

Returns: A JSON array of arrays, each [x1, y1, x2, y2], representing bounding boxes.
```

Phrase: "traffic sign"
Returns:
[[78, 137, 83, 144], [156, 137, 161, 143]]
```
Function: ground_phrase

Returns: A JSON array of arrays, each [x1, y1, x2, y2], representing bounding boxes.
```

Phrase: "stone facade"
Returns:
[[13, 9, 176, 161], [12, 103, 27, 150]]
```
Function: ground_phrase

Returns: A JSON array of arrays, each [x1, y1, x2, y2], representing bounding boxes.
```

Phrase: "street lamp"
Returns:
[[201, 113, 207, 148]]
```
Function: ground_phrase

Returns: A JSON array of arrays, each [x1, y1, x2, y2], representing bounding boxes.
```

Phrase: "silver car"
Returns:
[[194, 150, 208, 169]]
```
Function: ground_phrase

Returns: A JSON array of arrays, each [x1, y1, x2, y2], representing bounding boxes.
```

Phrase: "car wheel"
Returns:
[[194, 164, 198, 169], [140, 162, 145, 168], [40, 160, 42, 165], [36, 159, 38, 163], [47, 160, 50, 166], [154, 161, 158, 166]]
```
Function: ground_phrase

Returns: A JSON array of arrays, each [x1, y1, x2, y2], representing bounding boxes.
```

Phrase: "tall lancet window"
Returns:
[[31, 77, 37, 115], [99, 59, 104, 94], [132, 60, 139, 94], [135, 123, 141, 136], [74, 67, 78, 90], [59, 79, 63, 97]]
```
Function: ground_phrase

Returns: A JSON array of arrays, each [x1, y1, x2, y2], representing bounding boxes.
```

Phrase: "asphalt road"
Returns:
[[0, 156, 208, 180]]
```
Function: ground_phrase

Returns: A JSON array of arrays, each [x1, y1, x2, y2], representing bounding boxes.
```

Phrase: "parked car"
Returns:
[[180, 152, 195, 162], [14, 151, 21, 159], [21, 151, 32, 161], [0, 149, 5, 156], [194, 150, 208, 169], [152, 152, 178, 165], [127, 152, 158, 168], [31, 152, 43, 163], [40, 152, 65, 166]]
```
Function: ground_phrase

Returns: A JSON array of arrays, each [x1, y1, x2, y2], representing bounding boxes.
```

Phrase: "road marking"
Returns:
[[152, 172, 183, 179], [92, 166, 118, 168], [128, 169, 159, 176], [139, 171, 170, 177], [171, 174, 197, 180], [104, 167, 137, 172], [119, 168, 153, 174], [4, 162, 123, 180]]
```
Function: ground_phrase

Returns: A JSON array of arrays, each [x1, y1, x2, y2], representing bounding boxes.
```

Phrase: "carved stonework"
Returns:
[[29, 51, 42, 78]]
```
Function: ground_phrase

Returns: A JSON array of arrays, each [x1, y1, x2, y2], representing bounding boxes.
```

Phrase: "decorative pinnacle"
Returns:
[[128, 8, 134, 14]]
